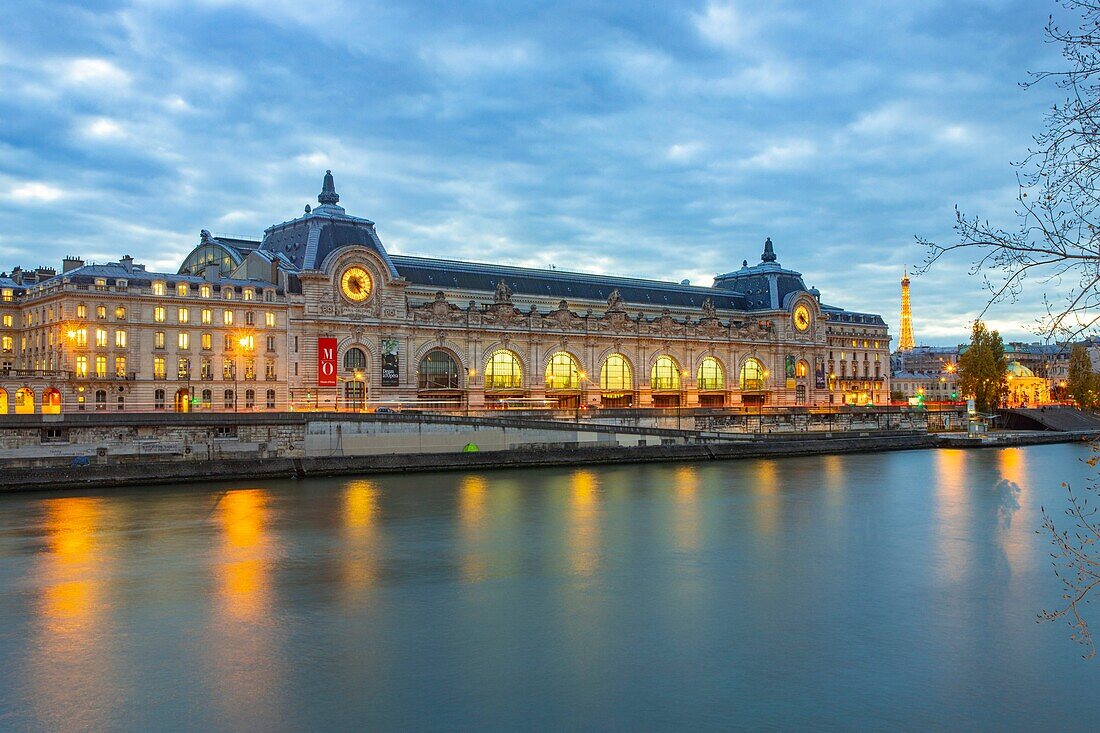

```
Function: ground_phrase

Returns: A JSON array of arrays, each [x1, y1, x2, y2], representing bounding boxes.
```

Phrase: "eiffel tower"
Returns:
[[899, 268, 915, 352]]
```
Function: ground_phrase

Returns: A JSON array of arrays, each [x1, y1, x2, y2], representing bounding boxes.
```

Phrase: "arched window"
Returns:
[[485, 349, 523, 389], [418, 349, 461, 390], [154, 389, 166, 410], [796, 359, 809, 378], [201, 389, 212, 409], [224, 389, 235, 410], [245, 389, 255, 409], [266, 389, 276, 409], [600, 354, 632, 393], [740, 358, 767, 391], [651, 355, 681, 390], [178, 242, 240, 277], [15, 387, 34, 414], [42, 388, 61, 415], [344, 347, 367, 371], [697, 356, 724, 390], [95, 389, 107, 411], [0, 388, 7, 414], [545, 352, 581, 390]]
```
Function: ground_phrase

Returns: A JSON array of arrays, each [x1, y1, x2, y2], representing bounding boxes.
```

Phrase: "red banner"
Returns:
[[318, 337, 337, 386]]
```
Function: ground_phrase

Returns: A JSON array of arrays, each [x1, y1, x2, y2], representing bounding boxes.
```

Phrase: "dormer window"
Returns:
[[243, 288, 254, 301], [200, 284, 212, 299], [152, 281, 166, 296], [177, 283, 189, 297], [224, 288, 234, 300]]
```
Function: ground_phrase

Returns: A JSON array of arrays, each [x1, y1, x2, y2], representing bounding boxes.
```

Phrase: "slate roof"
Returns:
[[27, 263, 282, 293], [389, 255, 749, 311]]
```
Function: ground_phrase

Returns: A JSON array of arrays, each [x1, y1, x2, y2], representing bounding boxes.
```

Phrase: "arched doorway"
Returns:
[[174, 388, 191, 413], [697, 356, 725, 407], [484, 349, 524, 407], [599, 353, 633, 408], [0, 387, 9, 414], [15, 387, 34, 414], [417, 349, 462, 409], [42, 388, 62, 414], [650, 354, 682, 407], [739, 358, 768, 406], [544, 351, 582, 409], [344, 380, 366, 411]]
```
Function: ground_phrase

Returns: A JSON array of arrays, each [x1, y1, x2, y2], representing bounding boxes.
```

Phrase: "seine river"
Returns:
[[2, 444, 1100, 731]]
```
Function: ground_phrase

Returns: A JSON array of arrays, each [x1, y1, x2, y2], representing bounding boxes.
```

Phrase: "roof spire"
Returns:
[[761, 237, 777, 263], [318, 169, 340, 206]]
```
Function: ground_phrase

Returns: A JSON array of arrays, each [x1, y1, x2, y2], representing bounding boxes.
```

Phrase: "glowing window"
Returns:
[[600, 354, 632, 392], [651, 355, 681, 390], [740, 358, 767, 391], [796, 360, 809, 378], [545, 352, 581, 390], [485, 349, 523, 389], [697, 356, 724, 390]]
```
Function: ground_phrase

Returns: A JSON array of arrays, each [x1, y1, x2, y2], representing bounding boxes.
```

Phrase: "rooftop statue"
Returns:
[[318, 170, 340, 206], [761, 237, 777, 263]]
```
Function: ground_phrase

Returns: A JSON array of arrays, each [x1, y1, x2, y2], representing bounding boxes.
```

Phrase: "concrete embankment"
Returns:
[[5, 433, 937, 492]]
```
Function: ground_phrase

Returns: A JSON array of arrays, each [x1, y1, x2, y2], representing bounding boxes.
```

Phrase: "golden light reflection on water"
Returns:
[[934, 450, 969, 584], [673, 465, 701, 551], [753, 460, 780, 535], [342, 480, 381, 598], [995, 448, 1027, 574], [30, 496, 121, 731], [41, 497, 102, 625], [569, 470, 600, 577], [216, 488, 271, 621], [459, 475, 489, 583], [209, 487, 287, 732], [823, 454, 845, 501]]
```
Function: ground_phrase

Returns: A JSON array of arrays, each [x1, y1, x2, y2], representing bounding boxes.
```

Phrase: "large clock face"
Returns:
[[340, 266, 372, 302], [793, 303, 812, 332]]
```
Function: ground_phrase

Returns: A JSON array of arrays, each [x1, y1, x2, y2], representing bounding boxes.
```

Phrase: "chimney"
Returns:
[[119, 255, 134, 273], [62, 256, 84, 273], [11, 266, 22, 285]]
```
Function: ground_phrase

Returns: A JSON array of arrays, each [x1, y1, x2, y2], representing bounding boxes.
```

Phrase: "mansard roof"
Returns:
[[256, 171, 399, 276], [27, 262, 281, 293], [820, 304, 887, 327], [390, 255, 750, 311]]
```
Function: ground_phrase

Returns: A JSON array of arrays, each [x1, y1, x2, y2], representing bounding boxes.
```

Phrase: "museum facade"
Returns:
[[0, 172, 891, 414]]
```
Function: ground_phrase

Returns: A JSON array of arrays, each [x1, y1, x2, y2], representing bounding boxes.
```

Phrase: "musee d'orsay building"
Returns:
[[0, 172, 890, 414]]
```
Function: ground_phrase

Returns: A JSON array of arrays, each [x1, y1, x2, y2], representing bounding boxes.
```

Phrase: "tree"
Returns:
[[1040, 454, 1100, 658], [1068, 343, 1099, 407], [917, 1, 1100, 340], [919, 1, 1100, 657], [956, 321, 1007, 412]]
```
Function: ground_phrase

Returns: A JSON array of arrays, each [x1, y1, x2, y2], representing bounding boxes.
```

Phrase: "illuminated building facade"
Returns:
[[0, 172, 891, 413]]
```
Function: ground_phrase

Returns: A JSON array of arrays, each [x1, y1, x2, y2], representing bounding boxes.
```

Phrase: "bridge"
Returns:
[[998, 406, 1100, 432]]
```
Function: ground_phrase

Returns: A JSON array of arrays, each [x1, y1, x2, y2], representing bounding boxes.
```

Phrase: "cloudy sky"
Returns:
[[0, 0, 1074, 345]]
